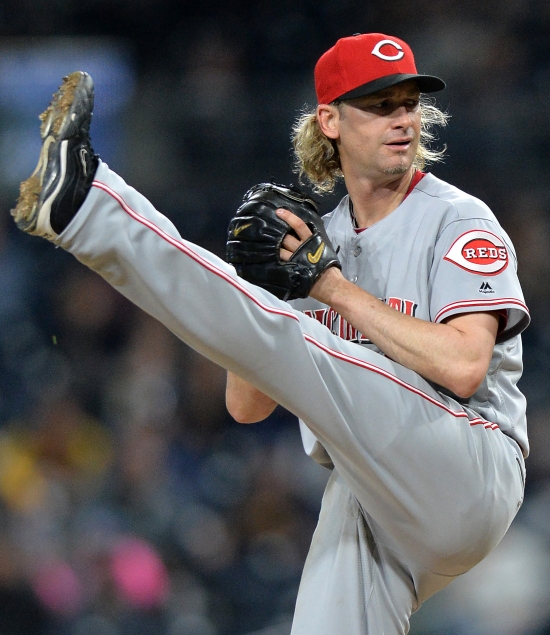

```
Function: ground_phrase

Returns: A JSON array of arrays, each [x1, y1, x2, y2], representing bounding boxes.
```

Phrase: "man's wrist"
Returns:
[[311, 266, 347, 304]]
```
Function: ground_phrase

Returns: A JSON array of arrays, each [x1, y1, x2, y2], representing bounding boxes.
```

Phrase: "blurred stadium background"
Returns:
[[0, 1, 549, 634]]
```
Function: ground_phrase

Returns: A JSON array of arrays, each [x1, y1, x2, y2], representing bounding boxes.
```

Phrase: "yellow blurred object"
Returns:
[[0, 432, 47, 511]]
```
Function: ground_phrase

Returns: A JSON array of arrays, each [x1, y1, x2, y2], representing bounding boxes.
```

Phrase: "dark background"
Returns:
[[0, 1, 549, 634]]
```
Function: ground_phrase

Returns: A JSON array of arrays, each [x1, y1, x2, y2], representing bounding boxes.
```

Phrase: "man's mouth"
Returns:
[[385, 138, 413, 150]]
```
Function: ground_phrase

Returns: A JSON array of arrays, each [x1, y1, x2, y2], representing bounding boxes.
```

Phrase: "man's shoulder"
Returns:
[[415, 173, 495, 222], [322, 195, 348, 226]]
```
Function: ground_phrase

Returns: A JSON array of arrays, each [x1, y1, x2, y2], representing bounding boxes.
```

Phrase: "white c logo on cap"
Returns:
[[371, 39, 404, 61]]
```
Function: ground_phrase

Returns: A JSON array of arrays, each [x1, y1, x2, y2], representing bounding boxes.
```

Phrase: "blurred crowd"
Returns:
[[1, 1, 550, 634]]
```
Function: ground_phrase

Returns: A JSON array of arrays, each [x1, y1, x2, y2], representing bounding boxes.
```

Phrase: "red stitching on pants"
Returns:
[[303, 335, 498, 428], [92, 181, 299, 322], [91, 179, 499, 432]]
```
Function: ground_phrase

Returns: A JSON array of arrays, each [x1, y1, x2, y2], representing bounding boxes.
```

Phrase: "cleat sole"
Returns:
[[12, 175, 41, 232], [10, 71, 93, 238]]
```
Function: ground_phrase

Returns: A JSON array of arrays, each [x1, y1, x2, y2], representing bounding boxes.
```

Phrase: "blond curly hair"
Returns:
[[292, 96, 449, 193]]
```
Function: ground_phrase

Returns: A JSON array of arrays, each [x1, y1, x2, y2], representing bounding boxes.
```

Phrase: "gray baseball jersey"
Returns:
[[292, 172, 529, 468], [55, 162, 527, 635]]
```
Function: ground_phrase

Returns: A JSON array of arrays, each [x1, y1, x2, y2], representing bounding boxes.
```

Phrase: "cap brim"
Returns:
[[338, 73, 446, 101]]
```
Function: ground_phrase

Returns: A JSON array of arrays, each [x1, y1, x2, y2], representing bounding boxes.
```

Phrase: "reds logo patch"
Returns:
[[371, 39, 405, 61], [444, 230, 509, 276]]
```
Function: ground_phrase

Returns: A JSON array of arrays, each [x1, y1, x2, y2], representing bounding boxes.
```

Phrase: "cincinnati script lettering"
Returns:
[[386, 297, 418, 317], [303, 297, 418, 343], [302, 307, 371, 344]]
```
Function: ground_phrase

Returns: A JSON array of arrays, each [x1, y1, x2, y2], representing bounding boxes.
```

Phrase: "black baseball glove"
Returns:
[[226, 183, 341, 301]]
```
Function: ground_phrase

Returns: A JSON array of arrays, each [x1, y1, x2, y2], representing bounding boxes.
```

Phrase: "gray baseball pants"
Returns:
[[54, 162, 525, 635]]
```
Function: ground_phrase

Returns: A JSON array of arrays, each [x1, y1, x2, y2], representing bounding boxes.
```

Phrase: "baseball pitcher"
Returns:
[[11, 32, 528, 635]]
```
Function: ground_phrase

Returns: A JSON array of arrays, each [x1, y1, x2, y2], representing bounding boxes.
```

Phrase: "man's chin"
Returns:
[[382, 164, 411, 177]]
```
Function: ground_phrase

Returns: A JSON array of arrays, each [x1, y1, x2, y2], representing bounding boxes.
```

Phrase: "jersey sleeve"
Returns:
[[429, 217, 530, 341]]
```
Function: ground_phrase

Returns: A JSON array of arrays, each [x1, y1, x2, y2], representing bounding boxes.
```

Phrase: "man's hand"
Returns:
[[226, 183, 341, 301], [276, 207, 346, 303]]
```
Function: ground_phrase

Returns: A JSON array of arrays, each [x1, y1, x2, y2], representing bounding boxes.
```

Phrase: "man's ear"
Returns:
[[316, 104, 341, 140]]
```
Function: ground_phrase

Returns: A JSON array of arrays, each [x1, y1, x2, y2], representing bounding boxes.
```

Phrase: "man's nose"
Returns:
[[392, 105, 415, 128]]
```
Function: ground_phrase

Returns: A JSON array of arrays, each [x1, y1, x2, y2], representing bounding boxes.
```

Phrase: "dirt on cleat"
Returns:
[[39, 73, 82, 139], [11, 174, 41, 231], [10, 70, 95, 239]]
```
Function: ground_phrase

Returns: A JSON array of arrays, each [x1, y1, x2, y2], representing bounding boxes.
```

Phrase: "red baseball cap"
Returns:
[[315, 33, 445, 104]]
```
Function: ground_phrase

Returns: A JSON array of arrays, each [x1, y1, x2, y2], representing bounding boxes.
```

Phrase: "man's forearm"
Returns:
[[312, 269, 499, 398]]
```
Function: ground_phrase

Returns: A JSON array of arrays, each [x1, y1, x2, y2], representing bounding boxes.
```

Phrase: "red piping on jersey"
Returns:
[[91, 179, 499, 432], [435, 298, 529, 324], [353, 171, 425, 234], [406, 170, 426, 196]]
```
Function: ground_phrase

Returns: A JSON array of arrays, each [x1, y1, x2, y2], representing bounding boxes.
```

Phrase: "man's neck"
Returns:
[[345, 168, 416, 229]]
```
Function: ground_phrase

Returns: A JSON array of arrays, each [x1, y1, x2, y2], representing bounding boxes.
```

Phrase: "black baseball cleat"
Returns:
[[11, 71, 99, 240]]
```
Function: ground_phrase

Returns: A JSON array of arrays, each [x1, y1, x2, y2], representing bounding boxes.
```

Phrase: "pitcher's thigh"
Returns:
[[295, 332, 524, 576]]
